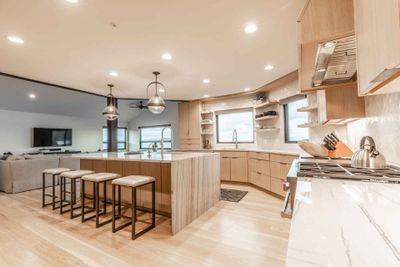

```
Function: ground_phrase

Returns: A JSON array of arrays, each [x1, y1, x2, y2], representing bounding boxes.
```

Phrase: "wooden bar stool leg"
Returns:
[[52, 174, 56, 210], [131, 187, 136, 240], [92, 182, 96, 209], [70, 178, 74, 219]]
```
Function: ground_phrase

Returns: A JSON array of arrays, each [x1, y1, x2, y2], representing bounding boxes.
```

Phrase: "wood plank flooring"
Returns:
[[0, 183, 291, 267]]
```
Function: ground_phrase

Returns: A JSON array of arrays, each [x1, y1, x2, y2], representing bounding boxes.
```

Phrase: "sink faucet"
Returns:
[[147, 143, 153, 157], [161, 127, 167, 154], [232, 129, 238, 149]]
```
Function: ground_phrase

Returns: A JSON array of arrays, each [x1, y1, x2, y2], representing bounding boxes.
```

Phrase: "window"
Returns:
[[102, 127, 127, 150], [216, 109, 254, 143], [284, 98, 309, 143], [140, 125, 172, 150]]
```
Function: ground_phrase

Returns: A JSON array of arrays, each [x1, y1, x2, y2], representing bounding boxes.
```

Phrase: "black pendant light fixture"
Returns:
[[146, 71, 166, 114], [102, 84, 120, 121]]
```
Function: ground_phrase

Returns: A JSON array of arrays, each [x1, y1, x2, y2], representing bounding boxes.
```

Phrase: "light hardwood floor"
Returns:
[[0, 183, 291, 267]]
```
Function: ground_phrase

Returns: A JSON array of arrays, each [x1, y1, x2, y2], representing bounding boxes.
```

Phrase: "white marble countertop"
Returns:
[[72, 151, 218, 163], [286, 178, 400, 267], [174, 148, 302, 156]]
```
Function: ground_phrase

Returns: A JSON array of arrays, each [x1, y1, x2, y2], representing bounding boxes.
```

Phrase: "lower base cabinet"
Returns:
[[220, 151, 298, 198]]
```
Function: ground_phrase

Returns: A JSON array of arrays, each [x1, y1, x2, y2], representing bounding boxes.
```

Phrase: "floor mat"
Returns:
[[221, 188, 248, 202]]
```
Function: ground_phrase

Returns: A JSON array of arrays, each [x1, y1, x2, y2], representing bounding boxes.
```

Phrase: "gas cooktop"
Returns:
[[297, 160, 400, 183]]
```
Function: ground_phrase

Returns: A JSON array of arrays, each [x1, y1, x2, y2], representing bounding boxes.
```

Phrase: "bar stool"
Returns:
[[60, 170, 94, 219], [81, 172, 120, 228], [42, 168, 70, 209], [112, 175, 156, 240]]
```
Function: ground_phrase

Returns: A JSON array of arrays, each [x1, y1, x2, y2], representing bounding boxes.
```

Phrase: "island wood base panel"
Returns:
[[80, 153, 220, 235]]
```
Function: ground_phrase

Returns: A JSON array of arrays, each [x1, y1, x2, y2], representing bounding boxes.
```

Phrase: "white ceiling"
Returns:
[[0, 75, 156, 123], [0, 0, 305, 100]]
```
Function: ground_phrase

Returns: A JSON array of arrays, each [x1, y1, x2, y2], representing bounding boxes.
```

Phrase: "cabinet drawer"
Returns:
[[270, 161, 291, 180], [270, 153, 297, 164], [248, 151, 269, 161], [219, 151, 247, 158], [249, 172, 270, 190], [271, 177, 285, 197], [248, 158, 270, 175]]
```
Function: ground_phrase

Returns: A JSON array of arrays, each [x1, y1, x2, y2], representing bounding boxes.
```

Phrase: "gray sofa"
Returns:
[[0, 155, 80, 193]]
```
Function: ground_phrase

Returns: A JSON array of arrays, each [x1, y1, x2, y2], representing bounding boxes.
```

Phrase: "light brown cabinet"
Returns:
[[220, 157, 231, 181], [354, 0, 400, 95], [179, 101, 201, 149], [219, 151, 298, 198], [219, 151, 248, 182], [298, 0, 356, 92], [270, 154, 297, 197]]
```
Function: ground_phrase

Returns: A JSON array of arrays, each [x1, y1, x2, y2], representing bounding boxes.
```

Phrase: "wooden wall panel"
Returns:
[[80, 159, 93, 171], [161, 163, 172, 213], [140, 162, 162, 210]]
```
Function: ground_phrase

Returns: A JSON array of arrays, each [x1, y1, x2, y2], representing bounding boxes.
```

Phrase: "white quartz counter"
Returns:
[[72, 151, 218, 163], [286, 178, 400, 266], [174, 148, 302, 157]]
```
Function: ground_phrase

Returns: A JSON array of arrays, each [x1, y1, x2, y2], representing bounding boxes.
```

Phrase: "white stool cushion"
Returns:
[[112, 175, 155, 187], [43, 168, 71, 175], [61, 170, 94, 179], [82, 172, 119, 182]]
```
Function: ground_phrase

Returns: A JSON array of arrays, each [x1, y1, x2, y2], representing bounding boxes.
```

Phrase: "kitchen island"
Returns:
[[73, 151, 220, 235]]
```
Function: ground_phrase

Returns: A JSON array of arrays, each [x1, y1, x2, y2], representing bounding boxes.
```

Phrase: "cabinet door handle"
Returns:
[[256, 171, 262, 175]]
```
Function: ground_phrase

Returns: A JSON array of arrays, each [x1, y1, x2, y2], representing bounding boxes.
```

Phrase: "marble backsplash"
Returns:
[[346, 92, 400, 165]]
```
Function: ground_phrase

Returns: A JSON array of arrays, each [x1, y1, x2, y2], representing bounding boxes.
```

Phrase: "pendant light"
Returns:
[[102, 84, 120, 121], [146, 71, 166, 114]]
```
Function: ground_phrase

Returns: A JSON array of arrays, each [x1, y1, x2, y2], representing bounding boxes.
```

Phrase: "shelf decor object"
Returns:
[[102, 84, 120, 121], [146, 71, 166, 114]]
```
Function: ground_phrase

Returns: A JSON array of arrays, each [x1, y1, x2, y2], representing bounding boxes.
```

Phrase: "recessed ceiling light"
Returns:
[[162, 53, 172, 60], [203, 94, 209, 98], [203, 79, 210, 84], [7, 35, 24, 44], [264, 64, 274, 71], [244, 88, 251, 92], [66, 0, 78, 3], [245, 23, 258, 33], [109, 71, 118, 77], [28, 93, 36, 99]]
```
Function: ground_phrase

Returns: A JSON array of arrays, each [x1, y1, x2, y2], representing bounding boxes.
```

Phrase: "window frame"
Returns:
[[216, 108, 255, 144], [283, 96, 309, 144], [139, 124, 172, 150], [102, 127, 128, 151]]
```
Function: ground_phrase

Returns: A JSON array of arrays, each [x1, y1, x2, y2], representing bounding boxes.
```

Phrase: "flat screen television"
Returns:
[[33, 128, 72, 147]]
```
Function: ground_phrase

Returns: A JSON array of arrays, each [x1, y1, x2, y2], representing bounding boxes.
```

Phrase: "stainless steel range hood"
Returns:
[[312, 35, 357, 87]]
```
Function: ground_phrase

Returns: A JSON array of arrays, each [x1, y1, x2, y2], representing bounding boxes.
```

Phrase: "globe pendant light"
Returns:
[[146, 71, 166, 114], [102, 84, 120, 121]]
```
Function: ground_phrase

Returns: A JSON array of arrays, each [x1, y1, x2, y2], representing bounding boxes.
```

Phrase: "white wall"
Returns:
[[346, 92, 400, 165], [127, 102, 179, 150], [0, 109, 111, 154]]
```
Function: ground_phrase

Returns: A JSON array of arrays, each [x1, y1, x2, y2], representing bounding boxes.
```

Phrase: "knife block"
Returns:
[[328, 141, 353, 158]]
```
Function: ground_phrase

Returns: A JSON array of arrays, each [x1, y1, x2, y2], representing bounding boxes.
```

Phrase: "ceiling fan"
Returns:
[[129, 101, 148, 110]]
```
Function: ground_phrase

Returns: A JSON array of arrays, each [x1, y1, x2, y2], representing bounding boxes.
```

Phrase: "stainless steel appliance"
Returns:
[[351, 136, 386, 169], [281, 158, 400, 218], [312, 35, 357, 87]]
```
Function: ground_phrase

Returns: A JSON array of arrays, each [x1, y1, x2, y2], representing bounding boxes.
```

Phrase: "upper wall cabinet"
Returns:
[[178, 101, 201, 149], [298, 0, 357, 93], [353, 0, 400, 95]]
